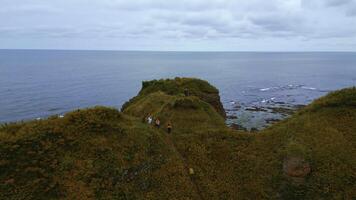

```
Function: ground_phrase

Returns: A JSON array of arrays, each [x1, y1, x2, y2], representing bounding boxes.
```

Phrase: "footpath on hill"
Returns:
[[160, 128, 205, 200]]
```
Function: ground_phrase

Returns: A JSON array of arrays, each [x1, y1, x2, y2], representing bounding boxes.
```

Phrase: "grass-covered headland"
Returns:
[[1, 77, 355, 199]]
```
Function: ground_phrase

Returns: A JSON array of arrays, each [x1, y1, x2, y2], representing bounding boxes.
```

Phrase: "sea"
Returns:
[[1, 50, 356, 130]]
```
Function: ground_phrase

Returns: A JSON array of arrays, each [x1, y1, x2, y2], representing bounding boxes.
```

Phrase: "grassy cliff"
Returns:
[[1, 78, 355, 199], [122, 77, 226, 118]]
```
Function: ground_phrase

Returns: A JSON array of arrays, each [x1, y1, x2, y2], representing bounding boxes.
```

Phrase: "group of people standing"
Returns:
[[144, 89, 190, 133], [146, 114, 172, 134]]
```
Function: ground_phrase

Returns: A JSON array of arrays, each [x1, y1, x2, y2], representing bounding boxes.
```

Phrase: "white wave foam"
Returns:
[[260, 86, 283, 91], [260, 87, 272, 91], [301, 86, 317, 90]]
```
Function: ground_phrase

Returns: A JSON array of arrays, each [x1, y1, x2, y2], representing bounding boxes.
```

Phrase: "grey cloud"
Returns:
[[0, 4, 60, 14], [346, 3, 356, 16], [147, 7, 306, 39], [324, 0, 352, 7], [103, 0, 226, 11], [1, 0, 356, 50], [0, 26, 110, 39], [301, 0, 354, 8], [249, 15, 302, 33]]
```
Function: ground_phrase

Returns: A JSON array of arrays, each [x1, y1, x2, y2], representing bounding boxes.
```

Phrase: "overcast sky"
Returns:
[[1, 0, 356, 51]]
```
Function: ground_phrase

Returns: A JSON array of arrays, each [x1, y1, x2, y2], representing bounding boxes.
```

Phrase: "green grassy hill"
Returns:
[[1, 78, 355, 199]]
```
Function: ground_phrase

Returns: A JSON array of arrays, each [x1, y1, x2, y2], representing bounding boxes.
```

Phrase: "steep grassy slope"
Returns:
[[123, 90, 250, 199], [0, 78, 355, 200], [0, 107, 199, 199], [232, 88, 356, 199], [262, 88, 356, 199]]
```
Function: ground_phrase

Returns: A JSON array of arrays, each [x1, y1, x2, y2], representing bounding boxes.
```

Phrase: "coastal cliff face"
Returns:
[[1, 78, 355, 199]]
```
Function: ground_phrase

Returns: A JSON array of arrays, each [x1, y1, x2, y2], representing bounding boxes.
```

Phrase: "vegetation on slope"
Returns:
[[0, 78, 355, 200], [122, 77, 226, 118], [0, 107, 199, 199], [235, 88, 356, 199]]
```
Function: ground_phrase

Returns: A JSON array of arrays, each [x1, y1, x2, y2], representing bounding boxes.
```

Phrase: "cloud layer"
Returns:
[[1, 0, 356, 51]]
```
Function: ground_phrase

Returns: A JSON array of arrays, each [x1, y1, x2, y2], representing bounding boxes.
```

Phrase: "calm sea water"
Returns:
[[1, 50, 356, 128]]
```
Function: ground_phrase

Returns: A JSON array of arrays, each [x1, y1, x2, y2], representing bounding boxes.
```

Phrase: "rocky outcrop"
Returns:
[[122, 77, 226, 118]]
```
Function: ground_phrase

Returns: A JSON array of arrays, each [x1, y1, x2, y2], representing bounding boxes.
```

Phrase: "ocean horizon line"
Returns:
[[1, 48, 356, 53]]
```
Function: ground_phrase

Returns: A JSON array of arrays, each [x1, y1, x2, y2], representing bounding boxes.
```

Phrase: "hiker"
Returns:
[[167, 122, 172, 134], [147, 115, 153, 124], [155, 118, 161, 128], [184, 88, 189, 96]]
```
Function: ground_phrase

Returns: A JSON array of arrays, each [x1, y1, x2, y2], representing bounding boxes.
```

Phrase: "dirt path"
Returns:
[[162, 132, 205, 200]]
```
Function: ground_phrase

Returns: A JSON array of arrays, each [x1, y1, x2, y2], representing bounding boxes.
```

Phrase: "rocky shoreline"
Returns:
[[226, 101, 305, 131]]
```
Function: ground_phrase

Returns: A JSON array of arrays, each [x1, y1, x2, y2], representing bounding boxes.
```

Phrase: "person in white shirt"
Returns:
[[147, 115, 153, 124]]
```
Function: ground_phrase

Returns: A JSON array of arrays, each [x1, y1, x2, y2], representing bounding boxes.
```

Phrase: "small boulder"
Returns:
[[230, 123, 247, 131], [283, 156, 311, 184], [189, 168, 195, 175]]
